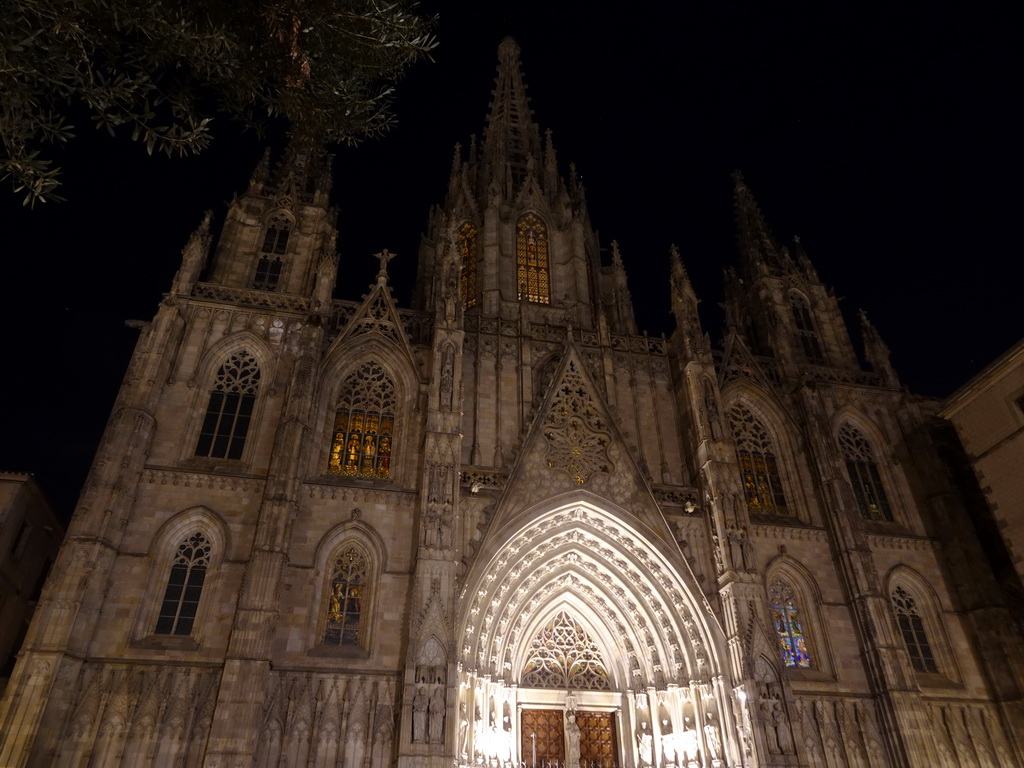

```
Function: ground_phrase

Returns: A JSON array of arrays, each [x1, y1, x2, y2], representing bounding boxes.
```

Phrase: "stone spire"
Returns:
[[670, 245, 704, 357], [859, 309, 899, 387], [482, 37, 543, 196], [733, 171, 791, 278]]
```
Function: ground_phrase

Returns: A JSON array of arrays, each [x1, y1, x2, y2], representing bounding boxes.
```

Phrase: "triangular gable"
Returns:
[[487, 342, 673, 540], [322, 273, 418, 375], [718, 328, 776, 392]]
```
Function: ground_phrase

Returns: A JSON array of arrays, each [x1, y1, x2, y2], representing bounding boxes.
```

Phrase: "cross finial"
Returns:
[[375, 249, 396, 284]]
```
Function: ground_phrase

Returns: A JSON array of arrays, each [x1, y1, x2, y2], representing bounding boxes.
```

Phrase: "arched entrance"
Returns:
[[456, 500, 738, 768]]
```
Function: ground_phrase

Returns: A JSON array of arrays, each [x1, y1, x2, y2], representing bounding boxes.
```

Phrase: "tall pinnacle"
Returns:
[[732, 171, 784, 278], [483, 37, 542, 192]]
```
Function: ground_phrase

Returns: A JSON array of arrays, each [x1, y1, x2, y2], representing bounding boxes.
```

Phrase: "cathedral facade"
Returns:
[[2, 38, 1023, 768]]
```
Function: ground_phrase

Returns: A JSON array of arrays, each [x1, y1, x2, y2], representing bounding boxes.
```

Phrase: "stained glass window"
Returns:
[[327, 362, 396, 478], [261, 212, 291, 255], [155, 532, 210, 636], [838, 424, 893, 521], [521, 611, 611, 690], [791, 293, 824, 364], [516, 213, 550, 304], [727, 404, 788, 515], [253, 256, 283, 291], [458, 221, 479, 308], [323, 547, 368, 646], [769, 579, 812, 669], [195, 351, 261, 460], [891, 586, 938, 673]]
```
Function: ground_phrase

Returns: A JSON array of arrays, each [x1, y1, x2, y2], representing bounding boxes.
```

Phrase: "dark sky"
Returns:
[[3, 1, 1019, 518]]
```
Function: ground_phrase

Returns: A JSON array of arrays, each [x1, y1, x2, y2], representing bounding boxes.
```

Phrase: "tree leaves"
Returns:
[[0, 0, 436, 204]]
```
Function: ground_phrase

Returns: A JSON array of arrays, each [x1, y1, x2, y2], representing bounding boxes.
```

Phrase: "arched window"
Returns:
[[891, 586, 938, 673], [458, 221, 479, 308], [195, 351, 261, 460], [254, 212, 291, 291], [768, 579, 812, 669], [516, 213, 550, 304], [327, 362, 396, 478], [790, 293, 824, 364], [838, 423, 893, 521], [521, 611, 611, 690], [155, 532, 210, 636], [727, 404, 788, 515], [323, 546, 368, 646]]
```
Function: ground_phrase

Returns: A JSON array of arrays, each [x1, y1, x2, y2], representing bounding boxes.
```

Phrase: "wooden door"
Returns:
[[521, 709, 565, 768], [577, 711, 618, 768]]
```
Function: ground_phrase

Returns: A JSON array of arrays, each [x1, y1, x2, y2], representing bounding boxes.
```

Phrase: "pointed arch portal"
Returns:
[[456, 501, 740, 768]]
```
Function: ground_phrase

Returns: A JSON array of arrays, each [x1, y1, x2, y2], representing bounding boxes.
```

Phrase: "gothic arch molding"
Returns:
[[458, 496, 728, 686]]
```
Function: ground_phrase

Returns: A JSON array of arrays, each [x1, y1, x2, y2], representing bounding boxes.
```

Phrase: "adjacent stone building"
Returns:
[[0, 473, 63, 695], [941, 338, 1024, 586], [2, 39, 1023, 768]]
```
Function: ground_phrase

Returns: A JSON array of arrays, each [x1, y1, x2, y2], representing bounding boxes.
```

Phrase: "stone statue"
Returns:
[[566, 713, 581, 768], [703, 713, 722, 760], [660, 719, 677, 767], [428, 687, 445, 744], [412, 686, 428, 743], [637, 722, 654, 767], [679, 718, 699, 764], [760, 701, 781, 754], [773, 703, 794, 755]]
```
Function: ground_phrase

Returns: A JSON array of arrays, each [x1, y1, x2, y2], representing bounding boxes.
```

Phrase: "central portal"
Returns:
[[520, 710, 618, 768]]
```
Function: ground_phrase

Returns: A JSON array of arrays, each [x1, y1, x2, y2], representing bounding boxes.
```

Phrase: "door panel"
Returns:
[[577, 711, 618, 768], [521, 709, 566, 768]]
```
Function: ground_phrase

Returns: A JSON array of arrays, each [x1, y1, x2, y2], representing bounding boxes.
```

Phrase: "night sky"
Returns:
[[3, 2, 1019, 518]]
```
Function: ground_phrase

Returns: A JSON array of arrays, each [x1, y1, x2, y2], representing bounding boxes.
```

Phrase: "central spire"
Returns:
[[483, 37, 542, 192]]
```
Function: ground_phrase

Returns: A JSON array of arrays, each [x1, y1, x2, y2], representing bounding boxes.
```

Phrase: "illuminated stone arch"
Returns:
[[459, 497, 728, 686]]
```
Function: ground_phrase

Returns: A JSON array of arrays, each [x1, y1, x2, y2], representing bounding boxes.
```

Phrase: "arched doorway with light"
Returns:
[[455, 499, 740, 768]]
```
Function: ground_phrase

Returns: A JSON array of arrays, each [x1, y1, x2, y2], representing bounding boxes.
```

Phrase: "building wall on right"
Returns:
[[942, 338, 1024, 585]]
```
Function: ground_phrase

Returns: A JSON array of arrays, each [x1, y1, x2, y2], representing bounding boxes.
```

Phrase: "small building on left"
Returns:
[[0, 473, 64, 695]]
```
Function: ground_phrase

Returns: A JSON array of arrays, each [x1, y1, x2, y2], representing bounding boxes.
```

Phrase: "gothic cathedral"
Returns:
[[2, 38, 1022, 768]]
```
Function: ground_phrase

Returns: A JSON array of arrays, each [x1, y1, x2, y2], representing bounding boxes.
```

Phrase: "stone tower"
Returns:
[[2, 38, 1023, 768]]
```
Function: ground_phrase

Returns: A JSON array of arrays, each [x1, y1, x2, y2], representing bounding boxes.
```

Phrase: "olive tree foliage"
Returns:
[[0, 0, 436, 204]]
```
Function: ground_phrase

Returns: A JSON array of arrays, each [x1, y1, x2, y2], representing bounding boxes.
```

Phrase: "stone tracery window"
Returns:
[[458, 221, 479, 308], [791, 293, 824, 364], [516, 213, 550, 304], [195, 351, 261, 460], [327, 362, 396, 478], [891, 586, 938, 673], [727, 404, 788, 515], [521, 611, 611, 690], [768, 579, 812, 669], [254, 211, 291, 291], [323, 547, 368, 646], [155, 532, 210, 636], [838, 423, 893, 521]]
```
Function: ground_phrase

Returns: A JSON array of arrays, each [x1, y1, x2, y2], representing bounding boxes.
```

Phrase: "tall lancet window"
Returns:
[[791, 293, 824, 364], [769, 579, 812, 669], [891, 586, 938, 673], [254, 211, 291, 291], [195, 351, 261, 460], [327, 362, 396, 478], [838, 423, 893, 521], [516, 213, 550, 304], [458, 221, 479, 308], [727, 404, 788, 515], [323, 547, 368, 646], [521, 611, 611, 690], [155, 532, 211, 636]]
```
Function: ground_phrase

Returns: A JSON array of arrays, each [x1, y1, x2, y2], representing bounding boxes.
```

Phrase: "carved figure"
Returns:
[[637, 722, 654, 767], [703, 713, 722, 760], [566, 713, 581, 768], [773, 703, 794, 754], [412, 686, 428, 743], [760, 701, 781, 754], [679, 718, 698, 763], [660, 719, 677, 767], [428, 687, 445, 744]]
